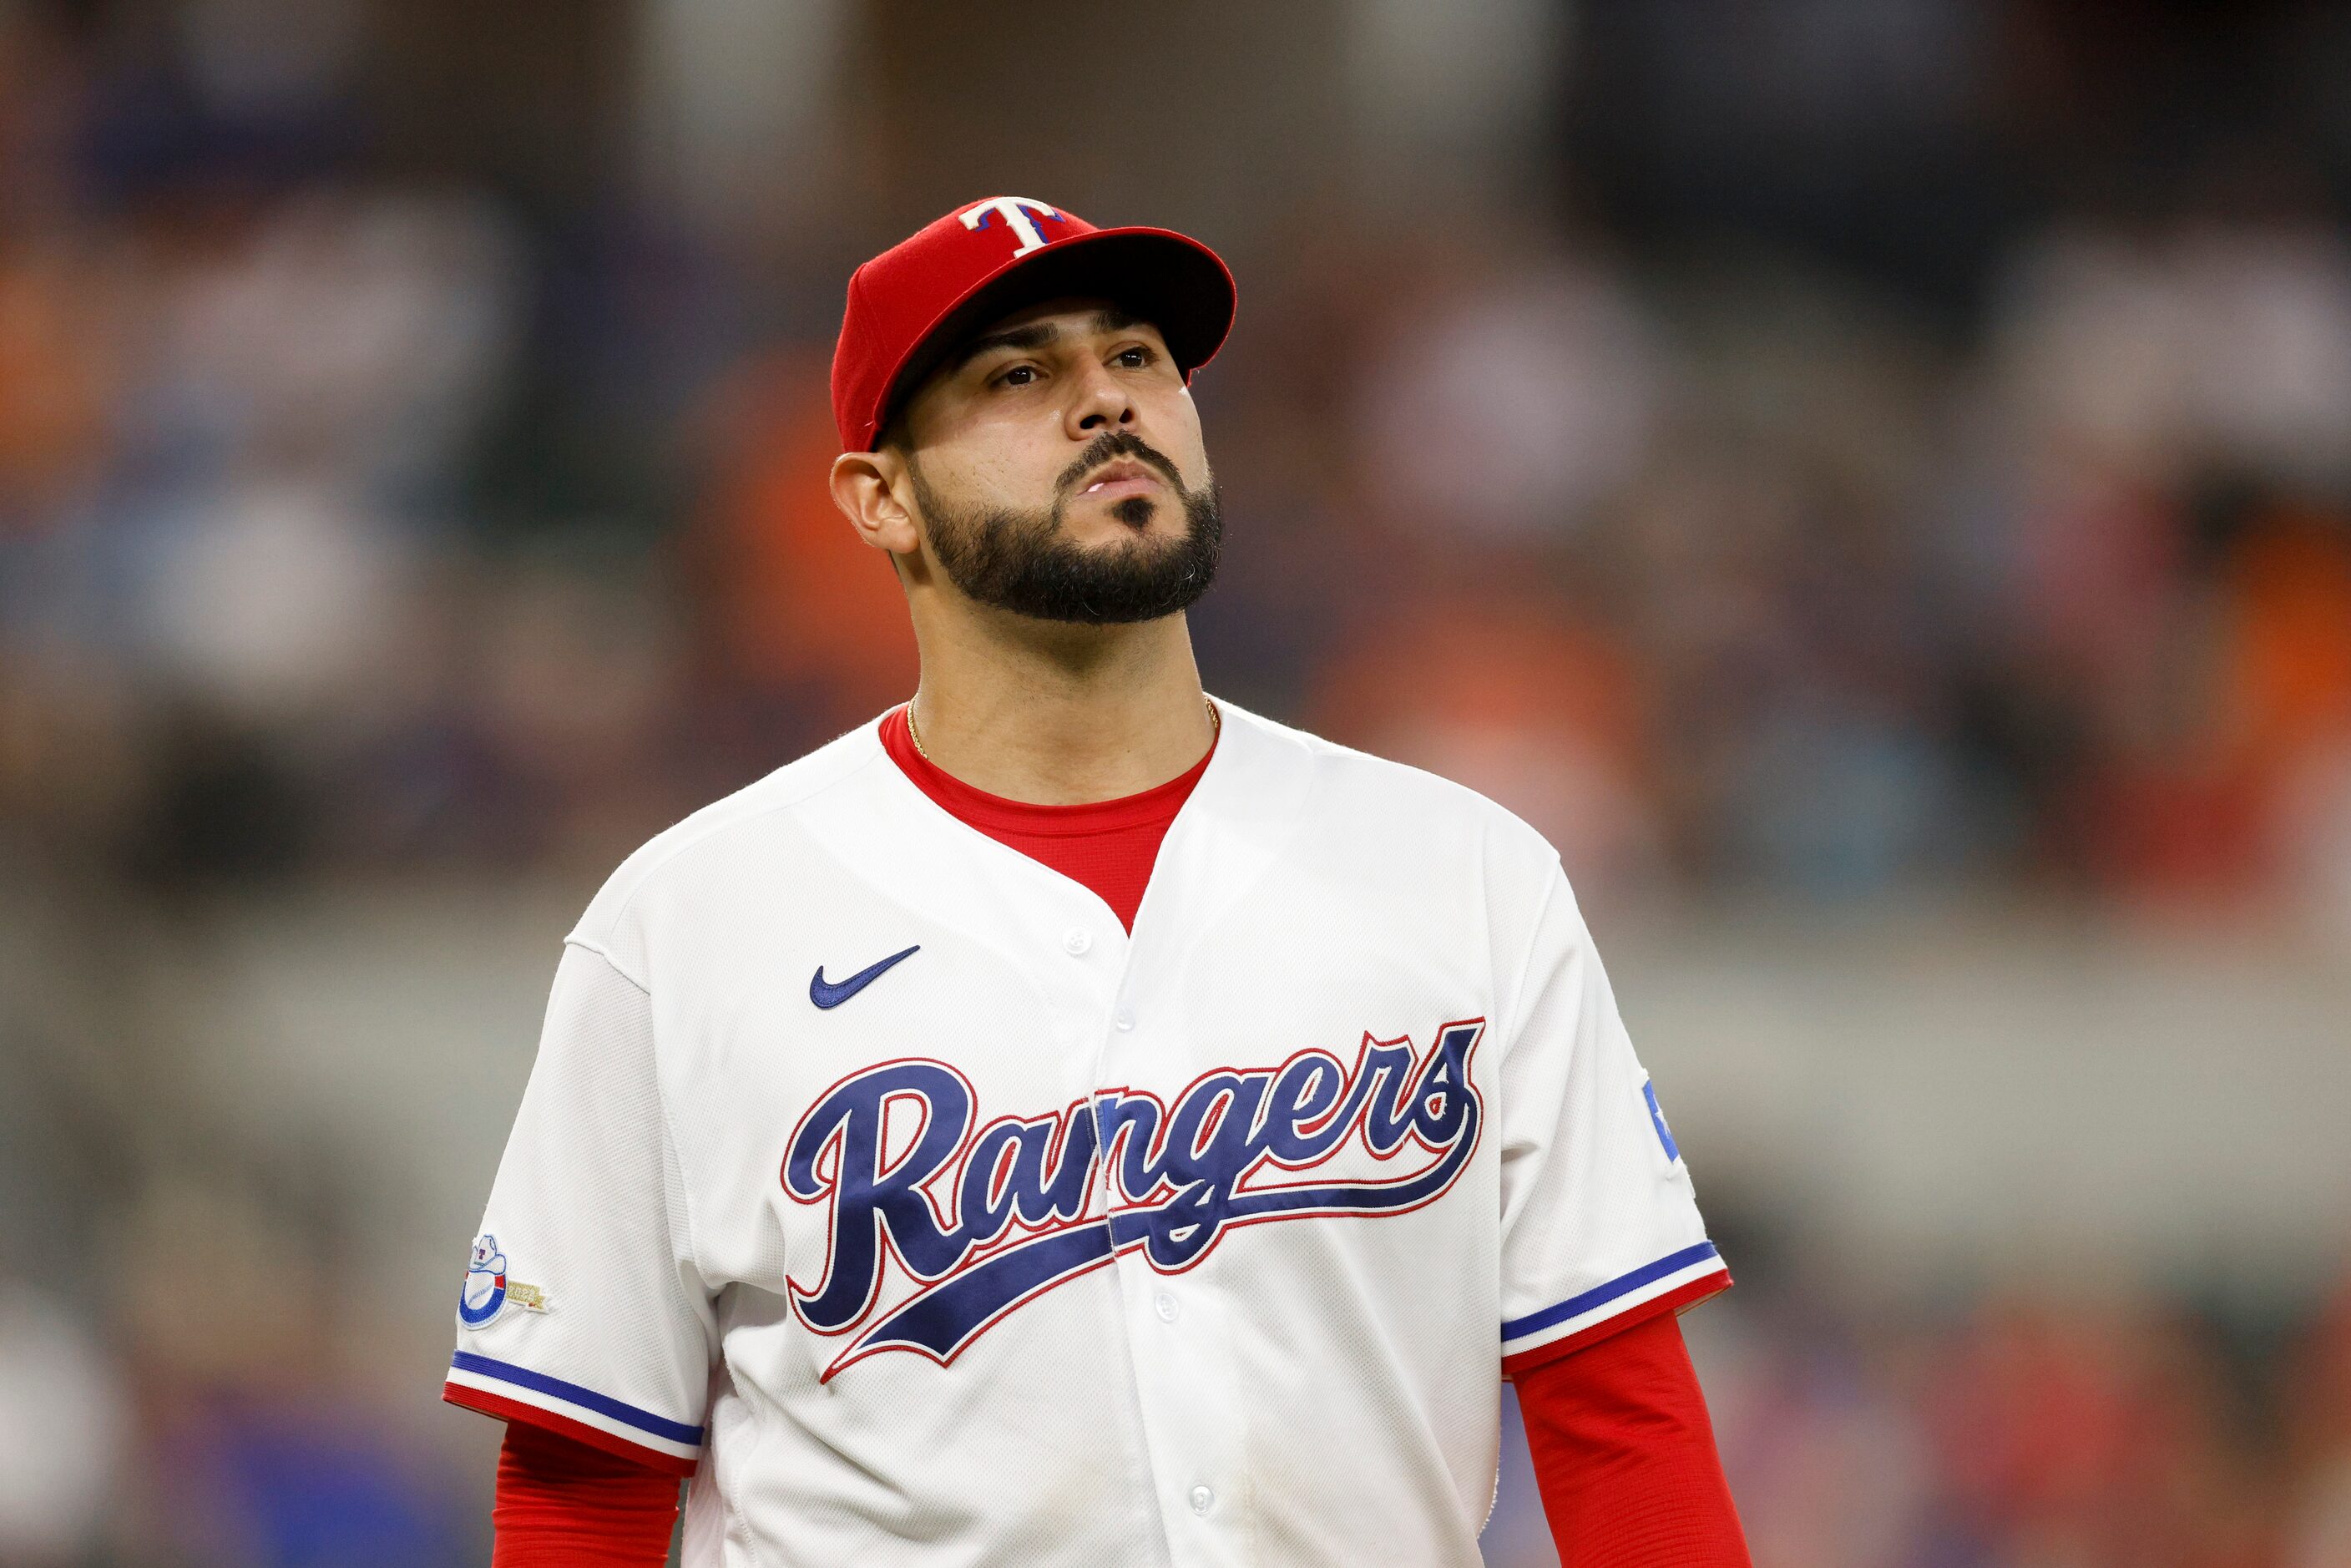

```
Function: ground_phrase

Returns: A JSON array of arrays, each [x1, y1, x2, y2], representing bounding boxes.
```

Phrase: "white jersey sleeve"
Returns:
[[1495, 862, 1730, 1373], [442, 941, 716, 1474]]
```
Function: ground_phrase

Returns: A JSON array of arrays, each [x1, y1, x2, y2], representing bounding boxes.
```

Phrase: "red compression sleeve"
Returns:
[[1515, 1313, 1752, 1567], [493, 1420, 681, 1567]]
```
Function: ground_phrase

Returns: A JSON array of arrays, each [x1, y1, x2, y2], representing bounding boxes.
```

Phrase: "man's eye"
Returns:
[[1114, 346, 1155, 368], [998, 365, 1039, 387]]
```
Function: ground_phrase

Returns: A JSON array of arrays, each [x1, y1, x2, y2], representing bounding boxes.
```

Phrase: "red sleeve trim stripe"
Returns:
[[1502, 1271, 1732, 1377], [443, 1382, 700, 1479]]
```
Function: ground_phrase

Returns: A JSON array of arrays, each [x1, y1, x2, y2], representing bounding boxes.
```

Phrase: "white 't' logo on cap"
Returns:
[[959, 197, 1062, 258]]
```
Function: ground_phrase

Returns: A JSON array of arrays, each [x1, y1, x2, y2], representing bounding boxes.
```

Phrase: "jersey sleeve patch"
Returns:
[[1499, 1241, 1730, 1372], [443, 1352, 703, 1475], [1641, 1079, 1681, 1163]]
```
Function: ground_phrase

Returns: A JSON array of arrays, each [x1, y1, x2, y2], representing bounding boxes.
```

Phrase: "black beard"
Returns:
[[911, 435, 1223, 625]]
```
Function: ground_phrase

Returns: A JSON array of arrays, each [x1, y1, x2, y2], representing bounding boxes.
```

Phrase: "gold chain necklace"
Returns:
[[906, 698, 1219, 762]]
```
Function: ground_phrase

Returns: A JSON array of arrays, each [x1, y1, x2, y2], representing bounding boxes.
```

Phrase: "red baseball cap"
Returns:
[[831, 196, 1236, 452]]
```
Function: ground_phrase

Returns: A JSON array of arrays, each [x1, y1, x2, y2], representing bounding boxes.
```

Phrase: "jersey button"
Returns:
[[1115, 1010, 1136, 1031], [1189, 1485, 1215, 1516], [1154, 1290, 1179, 1322], [1062, 928, 1092, 956]]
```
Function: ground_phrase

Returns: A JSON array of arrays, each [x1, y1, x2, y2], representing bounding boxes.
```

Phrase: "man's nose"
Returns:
[[1066, 359, 1138, 438]]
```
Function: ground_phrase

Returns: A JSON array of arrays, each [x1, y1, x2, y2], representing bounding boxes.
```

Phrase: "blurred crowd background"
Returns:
[[3, 0, 2350, 1563]]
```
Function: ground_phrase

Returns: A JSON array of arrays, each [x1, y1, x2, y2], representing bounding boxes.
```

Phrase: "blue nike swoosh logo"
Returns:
[[810, 945, 921, 1009]]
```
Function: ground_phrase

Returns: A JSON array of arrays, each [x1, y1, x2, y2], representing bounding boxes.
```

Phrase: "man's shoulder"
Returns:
[[568, 716, 893, 961], [1220, 701, 1560, 870]]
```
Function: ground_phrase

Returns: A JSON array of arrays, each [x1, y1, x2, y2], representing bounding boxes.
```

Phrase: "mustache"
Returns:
[[1055, 432, 1185, 495]]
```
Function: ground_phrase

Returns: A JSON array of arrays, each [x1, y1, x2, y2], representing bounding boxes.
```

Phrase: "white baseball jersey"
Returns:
[[444, 698, 1728, 1567]]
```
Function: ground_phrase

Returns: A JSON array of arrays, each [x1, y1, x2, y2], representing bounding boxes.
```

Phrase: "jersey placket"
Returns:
[[892, 790, 1224, 1562], [1090, 912, 1257, 1568]]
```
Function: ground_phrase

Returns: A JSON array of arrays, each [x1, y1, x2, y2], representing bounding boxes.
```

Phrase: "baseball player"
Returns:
[[446, 196, 1750, 1565]]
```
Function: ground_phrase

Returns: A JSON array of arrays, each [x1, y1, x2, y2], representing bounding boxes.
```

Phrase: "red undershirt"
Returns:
[[877, 702, 1208, 932], [487, 705, 1750, 1565]]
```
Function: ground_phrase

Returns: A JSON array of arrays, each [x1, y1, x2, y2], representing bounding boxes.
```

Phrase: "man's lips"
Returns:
[[1075, 459, 1165, 497]]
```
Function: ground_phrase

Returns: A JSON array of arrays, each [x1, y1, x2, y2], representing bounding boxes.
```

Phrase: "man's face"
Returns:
[[892, 296, 1221, 625]]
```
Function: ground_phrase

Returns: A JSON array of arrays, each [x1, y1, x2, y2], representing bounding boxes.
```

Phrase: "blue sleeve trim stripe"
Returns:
[[449, 1352, 705, 1447], [1500, 1241, 1722, 1342]]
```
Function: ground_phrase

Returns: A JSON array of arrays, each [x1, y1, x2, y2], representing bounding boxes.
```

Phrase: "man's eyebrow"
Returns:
[[945, 308, 1153, 376], [948, 321, 1059, 373]]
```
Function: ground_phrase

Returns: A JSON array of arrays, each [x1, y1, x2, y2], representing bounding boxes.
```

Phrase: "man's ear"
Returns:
[[829, 448, 923, 558]]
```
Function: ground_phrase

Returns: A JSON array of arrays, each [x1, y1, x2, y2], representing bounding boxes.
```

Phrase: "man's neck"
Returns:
[[904, 608, 1214, 805]]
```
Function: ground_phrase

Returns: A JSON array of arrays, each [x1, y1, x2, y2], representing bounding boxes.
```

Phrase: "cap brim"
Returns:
[[876, 226, 1236, 446]]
